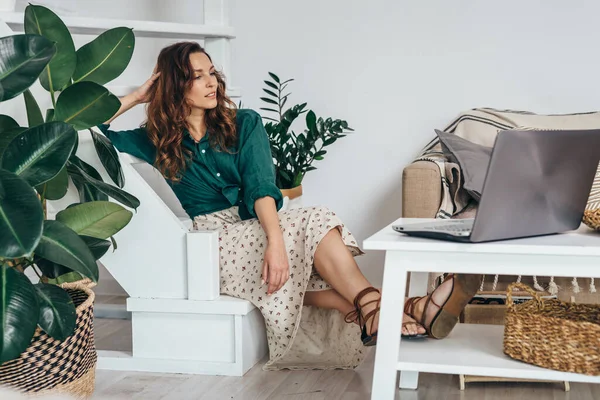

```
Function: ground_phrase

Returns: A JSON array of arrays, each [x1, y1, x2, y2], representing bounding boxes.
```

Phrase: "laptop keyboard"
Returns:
[[427, 224, 472, 232], [426, 221, 473, 233]]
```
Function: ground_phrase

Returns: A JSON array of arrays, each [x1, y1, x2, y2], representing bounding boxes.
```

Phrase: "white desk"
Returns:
[[363, 218, 600, 400]]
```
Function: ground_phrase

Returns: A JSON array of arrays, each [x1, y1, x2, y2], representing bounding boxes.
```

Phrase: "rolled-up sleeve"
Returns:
[[96, 124, 155, 165], [237, 111, 283, 218]]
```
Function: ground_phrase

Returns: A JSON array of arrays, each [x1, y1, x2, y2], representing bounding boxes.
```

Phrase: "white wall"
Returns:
[[230, 0, 600, 285]]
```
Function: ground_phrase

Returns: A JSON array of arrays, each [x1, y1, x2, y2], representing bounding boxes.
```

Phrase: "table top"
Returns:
[[363, 218, 600, 256]]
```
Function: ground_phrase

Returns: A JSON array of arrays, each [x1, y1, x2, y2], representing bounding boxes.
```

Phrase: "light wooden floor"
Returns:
[[93, 318, 600, 400]]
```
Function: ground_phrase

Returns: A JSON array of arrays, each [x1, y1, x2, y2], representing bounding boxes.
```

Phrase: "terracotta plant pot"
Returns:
[[280, 185, 303, 200], [280, 185, 303, 210]]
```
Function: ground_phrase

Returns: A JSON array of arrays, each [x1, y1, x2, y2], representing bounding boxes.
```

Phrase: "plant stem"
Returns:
[[50, 89, 56, 108], [40, 183, 47, 219], [23, 258, 36, 269]]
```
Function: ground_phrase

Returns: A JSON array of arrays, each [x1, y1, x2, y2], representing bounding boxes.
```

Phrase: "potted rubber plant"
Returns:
[[0, 4, 137, 397], [259, 72, 353, 208]]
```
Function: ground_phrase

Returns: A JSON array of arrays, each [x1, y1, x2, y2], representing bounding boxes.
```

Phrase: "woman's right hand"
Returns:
[[132, 71, 161, 104], [102, 71, 161, 125]]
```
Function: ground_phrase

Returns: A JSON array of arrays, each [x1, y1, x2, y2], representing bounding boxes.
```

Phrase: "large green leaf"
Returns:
[[24, 5, 77, 93], [68, 156, 108, 203], [1, 122, 77, 187], [34, 283, 76, 341], [54, 82, 120, 131], [48, 271, 84, 285], [0, 266, 39, 364], [72, 27, 134, 85], [67, 163, 139, 209], [0, 169, 43, 258], [34, 220, 99, 282], [0, 128, 26, 159], [45, 109, 54, 123], [0, 34, 56, 102], [68, 155, 108, 203], [35, 257, 70, 280], [80, 235, 111, 259], [0, 116, 18, 134], [37, 166, 68, 200], [36, 235, 110, 279], [72, 175, 108, 203], [91, 130, 124, 188], [56, 201, 132, 239], [68, 155, 103, 182], [23, 89, 44, 127]]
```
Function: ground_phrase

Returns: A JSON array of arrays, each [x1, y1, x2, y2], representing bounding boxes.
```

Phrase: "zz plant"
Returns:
[[259, 72, 354, 190]]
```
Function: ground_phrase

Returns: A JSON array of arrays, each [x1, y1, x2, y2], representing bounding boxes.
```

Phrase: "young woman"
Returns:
[[99, 41, 480, 370]]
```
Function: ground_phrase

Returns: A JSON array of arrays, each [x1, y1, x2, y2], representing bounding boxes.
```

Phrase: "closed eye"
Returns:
[[195, 70, 216, 79]]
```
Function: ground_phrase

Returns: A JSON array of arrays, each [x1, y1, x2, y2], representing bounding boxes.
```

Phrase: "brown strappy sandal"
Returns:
[[344, 287, 381, 346], [405, 273, 481, 339]]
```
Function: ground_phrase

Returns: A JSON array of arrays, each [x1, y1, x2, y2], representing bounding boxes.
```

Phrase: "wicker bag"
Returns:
[[0, 281, 97, 398], [503, 282, 600, 375], [583, 209, 600, 231]]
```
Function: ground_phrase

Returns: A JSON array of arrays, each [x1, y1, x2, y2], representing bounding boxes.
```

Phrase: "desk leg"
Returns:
[[398, 271, 429, 390], [371, 251, 407, 400]]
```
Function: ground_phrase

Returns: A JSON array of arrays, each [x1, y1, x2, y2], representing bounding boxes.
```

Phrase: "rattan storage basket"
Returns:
[[503, 282, 600, 375], [0, 281, 97, 399], [583, 209, 600, 231]]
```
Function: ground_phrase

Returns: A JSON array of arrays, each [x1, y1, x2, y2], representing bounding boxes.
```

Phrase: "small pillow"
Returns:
[[435, 129, 492, 201]]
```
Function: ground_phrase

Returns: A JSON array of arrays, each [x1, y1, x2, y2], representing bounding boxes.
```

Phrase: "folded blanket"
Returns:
[[416, 107, 600, 217]]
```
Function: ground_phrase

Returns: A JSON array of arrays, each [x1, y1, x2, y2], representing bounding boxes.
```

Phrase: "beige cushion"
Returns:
[[402, 161, 441, 218]]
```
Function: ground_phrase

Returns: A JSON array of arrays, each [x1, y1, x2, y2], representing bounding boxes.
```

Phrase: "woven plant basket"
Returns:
[[583, 209, 600, 231], [0, 281, 97, 399], [503, 282, 600, 375]]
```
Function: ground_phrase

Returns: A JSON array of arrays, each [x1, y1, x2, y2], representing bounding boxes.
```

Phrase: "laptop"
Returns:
[[393, 128, 600, 243]]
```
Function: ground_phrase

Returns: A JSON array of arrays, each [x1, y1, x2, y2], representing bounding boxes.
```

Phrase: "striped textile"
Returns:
[[415, 107, 600, 218]]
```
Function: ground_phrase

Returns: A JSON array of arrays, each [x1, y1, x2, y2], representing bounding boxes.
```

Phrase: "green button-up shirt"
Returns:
[[97, 109, 283, 221]]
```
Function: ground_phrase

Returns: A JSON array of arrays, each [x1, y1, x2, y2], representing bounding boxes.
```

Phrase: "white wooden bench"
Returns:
[[74, 135, 268, 376]]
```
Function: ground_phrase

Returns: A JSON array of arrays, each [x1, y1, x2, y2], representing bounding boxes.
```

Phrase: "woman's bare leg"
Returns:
[[303, 290, 355, 316], [303, 289, 425, 335], [313, 229, 377, 333], [313, 228, 425, 336]]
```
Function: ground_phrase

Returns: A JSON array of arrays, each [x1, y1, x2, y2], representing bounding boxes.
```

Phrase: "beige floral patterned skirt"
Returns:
[[192, 205, 367, 371]]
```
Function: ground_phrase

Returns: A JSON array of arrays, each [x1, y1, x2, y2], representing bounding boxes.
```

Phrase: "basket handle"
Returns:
[[506, 282, 544, 311]]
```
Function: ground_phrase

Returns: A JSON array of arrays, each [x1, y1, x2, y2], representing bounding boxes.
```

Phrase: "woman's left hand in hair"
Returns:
[[262, 237, 290, 295]]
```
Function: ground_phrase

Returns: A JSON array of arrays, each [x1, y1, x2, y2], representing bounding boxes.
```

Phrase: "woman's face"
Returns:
[[186, 52, 218, 111]]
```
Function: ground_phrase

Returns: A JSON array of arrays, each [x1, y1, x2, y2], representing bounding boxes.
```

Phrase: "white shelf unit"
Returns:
[[399, 324, 600, 385], [0, 0, 241, 98], [0, 11, 235, 39]]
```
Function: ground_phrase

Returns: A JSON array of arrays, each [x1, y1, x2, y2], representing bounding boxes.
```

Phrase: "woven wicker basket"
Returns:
[[503, 282, 600, 375], [0, 281, 97, 399], [583, 209, 600, 231]]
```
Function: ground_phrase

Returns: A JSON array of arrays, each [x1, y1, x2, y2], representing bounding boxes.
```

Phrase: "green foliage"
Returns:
[[0, 5, 137, 365], [259, 72, 354, 189]]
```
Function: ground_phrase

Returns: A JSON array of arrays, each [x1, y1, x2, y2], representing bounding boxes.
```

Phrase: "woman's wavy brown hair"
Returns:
[[144, 42, 237, 181]]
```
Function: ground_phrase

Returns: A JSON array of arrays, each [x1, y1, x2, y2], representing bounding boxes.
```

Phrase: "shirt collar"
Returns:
[[183, 128, 209, 144]]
